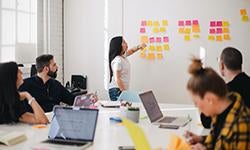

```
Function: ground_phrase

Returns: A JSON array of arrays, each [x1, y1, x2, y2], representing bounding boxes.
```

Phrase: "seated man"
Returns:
[[201, 47, 250, 128], [19, 54, 75, 112]]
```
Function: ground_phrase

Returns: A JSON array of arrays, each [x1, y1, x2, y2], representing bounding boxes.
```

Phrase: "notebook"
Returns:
[[0, 131, 27, 146], [42, 106, 99, 149], [139, 91, 191, 127]]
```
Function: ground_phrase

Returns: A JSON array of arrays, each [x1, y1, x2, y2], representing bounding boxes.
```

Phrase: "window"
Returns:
[[0, 0, 37, 62]]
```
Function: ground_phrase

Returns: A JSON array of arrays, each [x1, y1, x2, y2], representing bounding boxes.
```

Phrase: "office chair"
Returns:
[[117, 91, 141, 102], [30, 64, 37, 77]]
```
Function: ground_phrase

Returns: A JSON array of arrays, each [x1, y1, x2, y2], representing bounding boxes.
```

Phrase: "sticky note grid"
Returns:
[[139, 19, 170, 60], [208, 20, 231, 41]]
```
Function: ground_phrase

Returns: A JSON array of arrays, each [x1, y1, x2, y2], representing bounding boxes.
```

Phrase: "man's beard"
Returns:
[[48, 69, 57, 78]]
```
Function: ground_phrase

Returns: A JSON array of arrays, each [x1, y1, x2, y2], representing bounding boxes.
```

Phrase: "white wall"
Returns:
[[64, 0, 250, 103]]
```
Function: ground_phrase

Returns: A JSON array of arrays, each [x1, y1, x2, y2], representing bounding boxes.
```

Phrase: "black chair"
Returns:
[[71, 75, 87, 90], [30, 64, 37, 77]]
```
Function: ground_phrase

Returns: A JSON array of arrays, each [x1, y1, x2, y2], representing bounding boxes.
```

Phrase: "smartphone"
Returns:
[[118, 146, 135, 150], [159, 124, 179, 129]]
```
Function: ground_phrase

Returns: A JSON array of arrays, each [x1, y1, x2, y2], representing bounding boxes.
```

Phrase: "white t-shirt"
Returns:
[[109, 56, 130, 90]]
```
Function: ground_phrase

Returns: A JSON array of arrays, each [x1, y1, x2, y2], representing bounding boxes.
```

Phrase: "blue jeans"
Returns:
[[109, 88, 122, 101]]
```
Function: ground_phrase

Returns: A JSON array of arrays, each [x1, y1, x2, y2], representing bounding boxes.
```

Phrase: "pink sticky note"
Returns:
[[216, 28, 223, 34], [156, 37, 161, 43], [217, 21, 222, 26], [210, 21, 216, 27], [163, 37, 169, 43], [141, 21, 147, 26], [149, 37, 155, 43], [193, 20, 199, 25], [178, 21, 184, 26], [209, 28, 216, 34], [140, 28, 146, 33], [185, 20, 191, 26]]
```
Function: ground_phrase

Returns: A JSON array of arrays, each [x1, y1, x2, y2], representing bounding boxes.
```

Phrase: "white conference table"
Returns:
[[0, 102, 209, 150]]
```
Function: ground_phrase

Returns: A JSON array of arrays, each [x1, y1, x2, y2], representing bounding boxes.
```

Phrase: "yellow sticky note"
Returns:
[[147, 53, 155, 60], [184, 35, 191, 41], [192, 25, 200, 33], [149, 45, 155, 51], [140, 36, 149, 43], [157, 53, 163, 59], [153, 21, 160, 26], [193, 34, 200, 38], [160, 27, 166, 33], [184, 28, 191, 34], [167, 134, 190, 150], [223, 21, 230, 27], [240, 9, 247, 16], [122, 118, 151, 150], [216, 35, 223, 41], [224, 34, 231, 40], [242, 15, 249, 22], [178, 28, 185, 34], [208, 35, 215, 41], [153, 28, 159, 33], [147, 20, 153, 26], [163, 44, 169, 51], [223, 28, 230, 33], [162, 20, 168, 26], [156, 45, 162, 51], [140, 52, 146, 58]]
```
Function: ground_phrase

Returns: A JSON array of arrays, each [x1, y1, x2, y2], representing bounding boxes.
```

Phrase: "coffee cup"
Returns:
[[125, 107, 140, 123]]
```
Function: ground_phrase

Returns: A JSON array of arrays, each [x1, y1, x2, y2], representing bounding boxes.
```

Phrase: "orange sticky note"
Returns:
[[32, 124, 47, 129], [167, 134, 191, 150], [192, 25, 200, 33], [153, 28, 159, 33], [193, 34, 200, 38], [149, 45, 155, 51], [208, 35, 215, 41], [147, 20, 153, 26], [147, 53, 155, 60], [140, 36, 149, 43], [163, 44, 169, 51], [178, 28, 185, 34], [153, 21, 160, 26], [140, 52, 146, 58], [160, 27, 166, 33], [240, 9, 247, 16], [222, 21, 230, 27], [224, 34, 231, 40], [184, 35, 191, 41], [223, 28, 230, 33], [162, 20, 168, 26], [184, 28, 191, 34], [242, 15, 249, 22], [157, 53, 163, 59], [156, 45, 162, 51], [216, 35, 223, 41]]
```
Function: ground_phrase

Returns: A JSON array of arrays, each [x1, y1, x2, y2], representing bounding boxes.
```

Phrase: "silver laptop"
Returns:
[[43, 106, 99, 149], [139, 91, 191, 127]]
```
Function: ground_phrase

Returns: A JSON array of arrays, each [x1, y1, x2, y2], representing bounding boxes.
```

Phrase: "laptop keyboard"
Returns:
[[159, 116, 176, 123], [44, 139, 88, 146]]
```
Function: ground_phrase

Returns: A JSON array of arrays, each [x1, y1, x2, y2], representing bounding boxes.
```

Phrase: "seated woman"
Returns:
[[185, 58, 250, 150], [0, 62, 49, 124]]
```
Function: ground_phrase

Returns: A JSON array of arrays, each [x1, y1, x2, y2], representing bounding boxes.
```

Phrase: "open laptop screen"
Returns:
[[48, 107, 98, 141], [139, 91, 163, 122]]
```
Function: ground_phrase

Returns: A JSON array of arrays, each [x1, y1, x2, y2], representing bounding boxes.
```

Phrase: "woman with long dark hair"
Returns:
[[108, 36, 146, 101], [0, 62, 48, 124]]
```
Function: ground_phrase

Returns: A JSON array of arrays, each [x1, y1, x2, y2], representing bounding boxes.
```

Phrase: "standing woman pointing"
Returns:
[[108, 36, 146, 101]]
